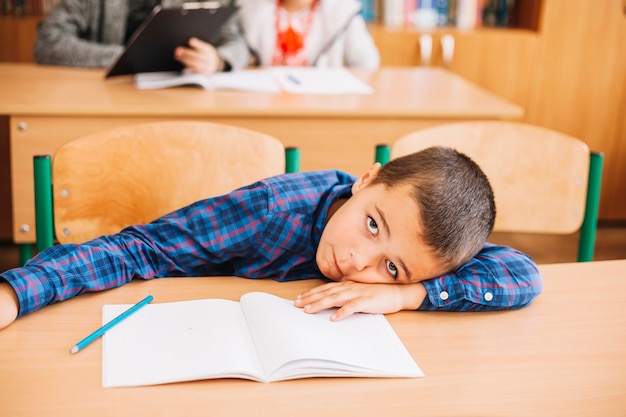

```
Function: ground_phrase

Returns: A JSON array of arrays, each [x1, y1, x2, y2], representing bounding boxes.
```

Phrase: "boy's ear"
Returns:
[[352, 163, 382, 194]]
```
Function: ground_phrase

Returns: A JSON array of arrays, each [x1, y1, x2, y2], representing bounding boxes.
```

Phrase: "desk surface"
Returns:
[[0, 63, 522, 118], [1, 260, 625, 417]]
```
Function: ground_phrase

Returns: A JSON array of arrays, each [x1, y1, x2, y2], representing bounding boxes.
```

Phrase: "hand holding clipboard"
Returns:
[[105, 2, 238, 78]]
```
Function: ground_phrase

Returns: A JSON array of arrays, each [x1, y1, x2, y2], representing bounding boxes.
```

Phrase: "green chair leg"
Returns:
[[285, 147, 300, 173], [33, 155, 55, 254], [19, 244, 33, 266], [375, 144, 391, 166], [577, 152, 604, 262]]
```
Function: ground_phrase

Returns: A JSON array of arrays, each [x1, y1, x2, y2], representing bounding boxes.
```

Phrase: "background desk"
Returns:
[[0, 63, 523, 243], [1, 260, 624, 417]]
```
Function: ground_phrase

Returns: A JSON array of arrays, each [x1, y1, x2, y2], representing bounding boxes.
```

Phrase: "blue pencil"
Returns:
[[69, 295, 154, 355]]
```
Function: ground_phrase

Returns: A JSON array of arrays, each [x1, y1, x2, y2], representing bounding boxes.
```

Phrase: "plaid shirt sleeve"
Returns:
[[0, 171, 355, 318], [419, 243, 543, 311], [1, 181, 280, 318]]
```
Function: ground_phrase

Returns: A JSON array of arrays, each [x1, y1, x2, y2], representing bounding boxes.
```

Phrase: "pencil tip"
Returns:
[[70, 346, 79, 354]]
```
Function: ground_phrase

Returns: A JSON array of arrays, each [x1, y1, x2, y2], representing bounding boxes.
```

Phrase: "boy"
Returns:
[[0, 146, 542, 329]]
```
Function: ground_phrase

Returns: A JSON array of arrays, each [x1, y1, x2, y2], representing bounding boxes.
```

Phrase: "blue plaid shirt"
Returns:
[[2, 170, 542, 317]]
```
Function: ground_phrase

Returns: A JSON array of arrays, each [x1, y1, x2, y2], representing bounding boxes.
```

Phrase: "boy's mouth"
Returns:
[[333, 253, 344, 278]]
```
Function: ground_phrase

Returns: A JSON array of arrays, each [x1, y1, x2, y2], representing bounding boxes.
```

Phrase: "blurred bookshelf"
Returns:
[[0, 14, 42, 62], [360, 0, 541, 32], [0, 0, 542, 63], [363, 1, 543, 108], [1, 0, 540, 28], [0, 0, 59, 62], [1, 0, 58, 15]]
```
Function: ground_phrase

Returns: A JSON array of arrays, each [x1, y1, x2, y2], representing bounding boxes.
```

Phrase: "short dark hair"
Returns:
[[372, 146, 496, 270]]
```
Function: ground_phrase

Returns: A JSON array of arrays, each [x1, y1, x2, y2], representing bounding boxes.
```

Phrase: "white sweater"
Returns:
[[235, 0, 380, 70]]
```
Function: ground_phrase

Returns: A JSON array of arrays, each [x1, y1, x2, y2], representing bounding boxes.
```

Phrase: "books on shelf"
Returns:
[[368, 0, 520, 30], [133, 67, 374, 95], [360, 0, 379, 21], [455, 0, 480, 29], [382, 0, 405, 28], [102, 292, 423, 387], [1, 0, 59, 15]]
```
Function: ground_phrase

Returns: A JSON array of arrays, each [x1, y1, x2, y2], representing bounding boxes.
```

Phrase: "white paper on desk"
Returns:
[[270, 67, 374, 95], [101, 293, 422, 387], [134, 70, 281, 93]]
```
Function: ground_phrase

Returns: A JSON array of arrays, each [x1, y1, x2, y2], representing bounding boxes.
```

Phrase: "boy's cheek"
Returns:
[[341, 271, 387, 284]]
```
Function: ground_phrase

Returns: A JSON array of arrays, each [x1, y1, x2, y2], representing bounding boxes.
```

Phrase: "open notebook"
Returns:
[[102, 292, 423, 387], [133, 67, 374, 95], [133, 70, 282, 93]]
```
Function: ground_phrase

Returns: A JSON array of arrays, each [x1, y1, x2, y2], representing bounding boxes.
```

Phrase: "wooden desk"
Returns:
[[1, 260, 624, 417], [0, 63, 523, 243]]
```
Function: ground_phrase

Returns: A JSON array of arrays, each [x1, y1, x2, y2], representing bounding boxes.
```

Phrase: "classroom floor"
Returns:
[[1, 224, 625, 272]]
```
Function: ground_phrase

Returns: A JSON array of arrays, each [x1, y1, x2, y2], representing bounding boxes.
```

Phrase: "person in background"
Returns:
[[235, 0, 380, 70], [33, 0, 250, 73]]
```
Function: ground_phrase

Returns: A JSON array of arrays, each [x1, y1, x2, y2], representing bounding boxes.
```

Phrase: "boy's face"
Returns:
[[316, 165, 447, 284]]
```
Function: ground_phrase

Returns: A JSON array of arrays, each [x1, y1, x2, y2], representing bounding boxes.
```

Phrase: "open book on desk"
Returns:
[[134, 70, 282, 93], [102, 292, 423, 388], [133, 68, 374, 95]]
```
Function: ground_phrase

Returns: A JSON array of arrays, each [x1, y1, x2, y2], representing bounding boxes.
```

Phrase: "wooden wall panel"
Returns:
[[526, 0, 626, 219]]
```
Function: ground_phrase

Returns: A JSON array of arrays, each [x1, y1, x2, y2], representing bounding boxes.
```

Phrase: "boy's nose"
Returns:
[[350, 246, 378, 272]]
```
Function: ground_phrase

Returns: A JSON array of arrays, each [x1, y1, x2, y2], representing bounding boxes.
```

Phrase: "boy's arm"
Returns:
[[296, 244, 543, 319], [0, 282, 19, 329], [418, 244, 543, 312], [0, 184, 274, 321]]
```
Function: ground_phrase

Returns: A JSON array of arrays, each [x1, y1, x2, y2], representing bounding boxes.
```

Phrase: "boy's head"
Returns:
[[316, 146, 495, 284], [372, 146, 496, 268]]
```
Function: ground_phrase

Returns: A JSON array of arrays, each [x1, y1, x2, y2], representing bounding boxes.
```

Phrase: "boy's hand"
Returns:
[[294, 281, 427, 321], [0, 282, 18, 330]]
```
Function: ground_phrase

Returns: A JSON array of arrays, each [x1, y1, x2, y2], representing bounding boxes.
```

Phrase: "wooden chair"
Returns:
[[28, 121, 299, 260], [374, 121, 604, 262]]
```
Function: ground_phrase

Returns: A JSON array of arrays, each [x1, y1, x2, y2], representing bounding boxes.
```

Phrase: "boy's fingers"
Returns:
[[301, 291, 345, 313], [330, 302, 362, 321], [297, 285, 368, 317], [295, 282, 343, 305], [296, 282, 357, 308]]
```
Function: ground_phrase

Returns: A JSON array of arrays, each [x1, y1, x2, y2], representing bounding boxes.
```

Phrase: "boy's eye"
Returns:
[[366, 216, 378, 235], [386, 260, 398, 278]]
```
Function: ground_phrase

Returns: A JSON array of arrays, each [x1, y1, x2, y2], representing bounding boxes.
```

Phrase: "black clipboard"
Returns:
[[105, 3, 238, 78]]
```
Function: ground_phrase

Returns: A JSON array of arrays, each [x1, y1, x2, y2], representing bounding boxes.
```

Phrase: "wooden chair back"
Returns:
[[47, 121, 286, 244], [391, 121, 592, 235]]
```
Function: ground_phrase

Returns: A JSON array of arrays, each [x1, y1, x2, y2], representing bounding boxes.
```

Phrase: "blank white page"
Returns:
[[102, 299, 264, 387], [240, 292, 423, 381]]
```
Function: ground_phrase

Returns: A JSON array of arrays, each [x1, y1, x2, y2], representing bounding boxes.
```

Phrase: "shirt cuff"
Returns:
[[0, 268, 51, 317]]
